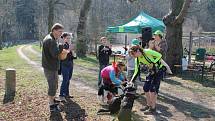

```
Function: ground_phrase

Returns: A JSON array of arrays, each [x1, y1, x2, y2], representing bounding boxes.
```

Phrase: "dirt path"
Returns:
[[18, 45, 97, 95], [12, 44, 215, 121]]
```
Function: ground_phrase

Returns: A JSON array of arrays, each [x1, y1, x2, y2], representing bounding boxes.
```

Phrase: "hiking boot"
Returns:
[[140, 105, 150, 111], [59, 96, 67, 103], [49, 104, 62, 112], [144, 107, 156, 115]]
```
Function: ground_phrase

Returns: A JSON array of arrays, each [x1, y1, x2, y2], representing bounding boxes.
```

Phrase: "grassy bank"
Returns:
[[0, 45, 48, 120]]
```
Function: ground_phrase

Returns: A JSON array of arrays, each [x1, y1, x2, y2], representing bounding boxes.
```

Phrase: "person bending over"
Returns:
[[101, 61, 126, 102], [129, 46, 165, 114]]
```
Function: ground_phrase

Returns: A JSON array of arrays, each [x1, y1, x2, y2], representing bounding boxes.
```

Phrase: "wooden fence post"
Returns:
[[3, 68, 16, 104], [188, 32, 193, 64]]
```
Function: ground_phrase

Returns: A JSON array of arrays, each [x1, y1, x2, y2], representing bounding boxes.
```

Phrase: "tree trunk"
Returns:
[[0, 40, 2, 50], [163, 0, 191, 73], [165, 24, 183, 72], [48, 0, 54, 32], [76, 0, 92, 57], [0, 30, 2, 50]]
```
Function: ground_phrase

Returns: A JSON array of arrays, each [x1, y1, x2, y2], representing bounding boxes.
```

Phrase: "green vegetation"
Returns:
[[0, 45, 47, 104], [32, 44, 42, 53], [74, 55, 98, 69]]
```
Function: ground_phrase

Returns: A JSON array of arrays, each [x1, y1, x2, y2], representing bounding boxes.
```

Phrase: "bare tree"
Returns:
[[76, 0, 92, 57], [163, 0, 191, 71], [47, 0, 73, 32], [128, 0, 191, 72], [47, 0, 62, 32]]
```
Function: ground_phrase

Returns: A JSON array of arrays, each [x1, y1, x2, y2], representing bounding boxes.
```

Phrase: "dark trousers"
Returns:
[[60, 64, 73, 96]]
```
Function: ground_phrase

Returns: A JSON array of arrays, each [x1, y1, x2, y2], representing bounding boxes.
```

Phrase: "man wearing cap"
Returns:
[[153, 30, 168, 61], [42, 23, 69, 112]]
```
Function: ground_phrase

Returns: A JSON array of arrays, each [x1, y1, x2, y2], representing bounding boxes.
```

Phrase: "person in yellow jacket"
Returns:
[[129, 45, 165, 114]]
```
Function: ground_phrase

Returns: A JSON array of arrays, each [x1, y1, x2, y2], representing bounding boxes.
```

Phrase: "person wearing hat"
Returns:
[[153, 30, 168, 61], [42, 23, 69, 112]]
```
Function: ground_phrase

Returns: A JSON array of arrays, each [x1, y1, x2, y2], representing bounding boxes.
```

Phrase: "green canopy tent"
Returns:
[[106, 12, 165, 56], [106, 12, 165, 33]]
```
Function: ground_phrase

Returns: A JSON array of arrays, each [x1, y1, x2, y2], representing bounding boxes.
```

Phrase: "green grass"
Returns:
[[0, 45, 47, 104], [74, 55, 98, 69], [23, 46, 41, 63], [31, 43, 42, 53], [0, 46, 24, 70]]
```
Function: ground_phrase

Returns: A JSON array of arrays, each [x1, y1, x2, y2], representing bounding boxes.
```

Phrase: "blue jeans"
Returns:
[[60, 64, 73, 97]]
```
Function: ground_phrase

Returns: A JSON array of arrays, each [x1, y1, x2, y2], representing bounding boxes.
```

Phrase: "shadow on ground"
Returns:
[[163, 78, 182, 86], [158, 91, 215, 120], [135, 90, 215, 121], [50, 98, 87, 121], [136, 94, 173, 121], [50, 112, 63, 121], [176, 70, 215, 88], [64, 98, 87, 121]]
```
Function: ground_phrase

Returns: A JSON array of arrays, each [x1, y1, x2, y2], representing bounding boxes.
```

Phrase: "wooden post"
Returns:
[[95, 39, 97, 57], [201, 60, 205, 81], [188, 32, 193, 64], [3, 68, 16, 104]]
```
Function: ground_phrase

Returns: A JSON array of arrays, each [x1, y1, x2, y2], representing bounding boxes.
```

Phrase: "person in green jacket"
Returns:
[[129, 45, 165, 114]]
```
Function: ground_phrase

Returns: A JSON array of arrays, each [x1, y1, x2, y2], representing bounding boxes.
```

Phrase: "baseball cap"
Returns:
[[153, 30, 164, 37], [131, 39, 140, 46]]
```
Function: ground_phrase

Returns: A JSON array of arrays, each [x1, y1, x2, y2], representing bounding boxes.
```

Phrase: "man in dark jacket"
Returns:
[[42, 23, 69, 112], [98, 37, 112, 87]]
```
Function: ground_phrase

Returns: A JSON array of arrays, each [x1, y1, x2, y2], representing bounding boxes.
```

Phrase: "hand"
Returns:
[[127, 81, 134, 87], [62, 49, 69, 54], [121, 81, 127, 87], [148, 63, 154, 69], [69, 44, 73, 51]]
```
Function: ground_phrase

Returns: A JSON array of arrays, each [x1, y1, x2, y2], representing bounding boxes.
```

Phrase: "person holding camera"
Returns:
[[153, 30, 168, 61], [97, 37, 112, 87], [59, 32, 77, 102], [42, 23, 69, 112], [129, 45, 164, 114]]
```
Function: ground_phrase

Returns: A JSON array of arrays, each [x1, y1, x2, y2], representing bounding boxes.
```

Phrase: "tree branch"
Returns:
[[55, 2, 66, 6], [174, 0, 192, 24], [54, 0, 61, 4]]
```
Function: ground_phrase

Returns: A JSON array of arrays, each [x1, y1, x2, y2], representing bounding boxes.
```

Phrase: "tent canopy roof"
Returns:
[[106, 12, 165, 33]]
